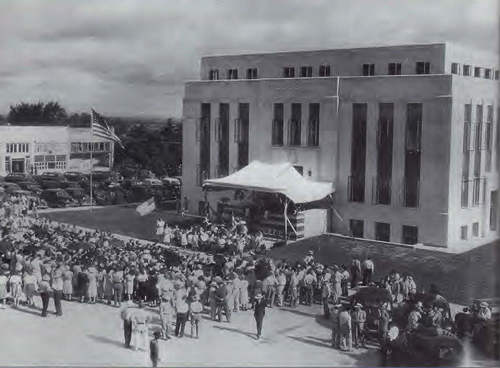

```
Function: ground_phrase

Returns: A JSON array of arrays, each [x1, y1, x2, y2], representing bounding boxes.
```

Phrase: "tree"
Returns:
[[67, 112, 91, 127], [8, 101, 67, 125]]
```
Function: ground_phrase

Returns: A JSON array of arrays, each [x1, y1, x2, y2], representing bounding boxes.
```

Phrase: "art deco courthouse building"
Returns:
[[182, 43, 499, 250]]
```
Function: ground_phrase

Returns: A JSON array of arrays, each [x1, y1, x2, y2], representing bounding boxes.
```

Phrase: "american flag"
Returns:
[[91, 109, 124, 149]]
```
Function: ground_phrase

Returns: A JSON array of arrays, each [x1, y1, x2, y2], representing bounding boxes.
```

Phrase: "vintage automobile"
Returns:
[[65, 187, 95, 206], [4, 172, 34, 183], [36, 172, 70, 189], [40, 188, 77, 208], [351, 286, 463, 365], [0, 182, 22, 193], [18, 181, 43, 195]]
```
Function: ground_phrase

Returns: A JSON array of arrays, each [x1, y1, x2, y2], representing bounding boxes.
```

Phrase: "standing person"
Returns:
[[104, 268, 114, 305], [362, 257, 374, 285], [253, 292, 266, 340], [125, 270, 135, 301], [338, 306, 352, 352], [303, 270, 316, 306], [189, 294, 203, 338], [239, 274, 249, 311], [131, 303, 151, 351], [331, 267, 342, 305], [77, 266, 89, 303], [174, 288, 188, 338], [87, 266, 98, 304], [51, 265, 64, 316], [23, 267, 37, 307], [289, 268, 299, 307], [9, 268, 23, 308], [159, 295, 172, 339], [340, 265, 350, 297], [208, 281, 217, 320], [330, 304, 341, 349], [378, 302, 391, 353], [39, 274, 52, 317], [62, 266, 73, 301], [276, 270, 287, 307], [149, 330, 162, 368], [350, 259, 362, 288], [321, 274, 331, 318], [0, 266, 8, 309], [120, 301, 133, 348], [156, 218, 165, 242], [113, 267, 124, 307], [351, 303, 367, 348], [215, 280, 231, 323]]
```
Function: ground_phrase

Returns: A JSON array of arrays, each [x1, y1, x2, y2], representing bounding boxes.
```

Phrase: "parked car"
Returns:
[[40, 189, 77, 208], [5, 173, 34, 183], [144, 178, 163, 186], [36, 172, 69, 189], [1, 182, 22, 193], [18, 181, 43, 196]]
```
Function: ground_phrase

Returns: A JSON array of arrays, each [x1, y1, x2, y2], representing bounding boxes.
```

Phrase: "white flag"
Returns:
[[136, 197, 156, 216]]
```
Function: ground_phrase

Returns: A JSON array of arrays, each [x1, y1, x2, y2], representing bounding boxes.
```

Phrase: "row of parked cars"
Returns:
[[0, 171, 181, 209]]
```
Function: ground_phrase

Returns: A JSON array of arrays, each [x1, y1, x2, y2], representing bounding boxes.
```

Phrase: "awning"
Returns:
[[203, 160, 334, 204]]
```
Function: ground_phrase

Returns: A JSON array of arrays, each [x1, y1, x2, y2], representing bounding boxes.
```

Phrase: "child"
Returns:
[[149, 330, 161, 368], [9, 270, 23, 308], [189, 294, 203, 338]]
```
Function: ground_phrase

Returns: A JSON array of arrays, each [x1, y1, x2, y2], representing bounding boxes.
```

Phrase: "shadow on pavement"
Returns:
[[87, 334, 126, 349], [213, 325, 257, 340]]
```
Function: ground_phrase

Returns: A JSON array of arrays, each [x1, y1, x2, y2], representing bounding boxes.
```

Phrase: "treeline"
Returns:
[[3, 101, 183, 177]]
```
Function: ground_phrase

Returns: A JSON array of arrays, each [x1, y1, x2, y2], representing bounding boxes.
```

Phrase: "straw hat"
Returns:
[[480, 301, 489, 308], [254, 292, 264, 300]]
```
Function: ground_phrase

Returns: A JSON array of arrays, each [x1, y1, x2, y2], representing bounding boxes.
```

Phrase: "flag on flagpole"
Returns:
[[91, 109, 125, 149], [136, 197, 156, 216]]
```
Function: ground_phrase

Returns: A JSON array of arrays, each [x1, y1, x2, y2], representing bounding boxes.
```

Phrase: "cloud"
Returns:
[[0, 0, 497, 118]]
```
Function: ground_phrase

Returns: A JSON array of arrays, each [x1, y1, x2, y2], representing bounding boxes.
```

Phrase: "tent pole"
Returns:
[[284, 198, 288, 245]]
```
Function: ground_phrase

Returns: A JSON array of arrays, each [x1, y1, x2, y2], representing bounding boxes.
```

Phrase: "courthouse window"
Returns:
[[319, 65, 331, 77], [283, 67, 295, 78], [388, 62, 402, 75], [463, 65, 471, 76]]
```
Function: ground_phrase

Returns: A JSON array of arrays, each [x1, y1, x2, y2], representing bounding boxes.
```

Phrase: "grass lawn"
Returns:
[[270, 234, 500, 305], [43, 206, 499, 305], [42, 205, 199, 242]]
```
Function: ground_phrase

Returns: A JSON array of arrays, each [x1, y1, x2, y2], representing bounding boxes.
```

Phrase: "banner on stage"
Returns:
[[136, 197, 156, 216]]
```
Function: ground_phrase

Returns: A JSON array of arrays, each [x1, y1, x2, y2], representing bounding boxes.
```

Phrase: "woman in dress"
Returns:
[[87, 266, 98, 304], [97, 267, 106, 302], [0, 267, 9, 309], [125, 269, 136, 301], [163, 225, 171, 245], [9, 269, 23, 308], [23, 267, 38, 307], [239, 274, 249, 311], [62, 266, 74, 301]]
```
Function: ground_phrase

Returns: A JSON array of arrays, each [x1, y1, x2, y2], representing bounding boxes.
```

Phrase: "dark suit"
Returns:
[[254, 298, 266, 338]]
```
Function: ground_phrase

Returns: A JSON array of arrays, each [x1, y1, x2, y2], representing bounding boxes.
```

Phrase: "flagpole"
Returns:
[[90, 110, 94, 212]]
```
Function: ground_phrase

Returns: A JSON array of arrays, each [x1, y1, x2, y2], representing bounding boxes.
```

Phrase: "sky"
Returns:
[[0, 0, 498, 118]]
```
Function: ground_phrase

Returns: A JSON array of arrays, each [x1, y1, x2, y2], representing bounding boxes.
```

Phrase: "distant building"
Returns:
[[0, 125, 114, 176], [182, 42, 499, 250]]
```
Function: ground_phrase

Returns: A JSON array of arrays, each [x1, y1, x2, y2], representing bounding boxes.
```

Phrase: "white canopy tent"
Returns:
[[203, 161, 335, 241]]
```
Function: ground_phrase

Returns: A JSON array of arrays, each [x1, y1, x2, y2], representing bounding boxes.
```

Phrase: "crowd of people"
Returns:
[[0, 192, 494, 366]]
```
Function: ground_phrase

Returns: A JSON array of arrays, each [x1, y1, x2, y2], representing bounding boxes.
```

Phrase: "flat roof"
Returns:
[[202, 42, 448, 60]]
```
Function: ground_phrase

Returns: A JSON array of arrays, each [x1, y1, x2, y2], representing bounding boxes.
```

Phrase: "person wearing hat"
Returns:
[[304, 250, 314, 265], [253, 292, 266, 339], [189, 294, 203, 338], [120, 300, 134, 348], [39, 274, 52, 317], [330, 304, 341, 349], [351, 303, 367, 348], [51, 264, 64, 316], [338, 305, 352, 351]]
